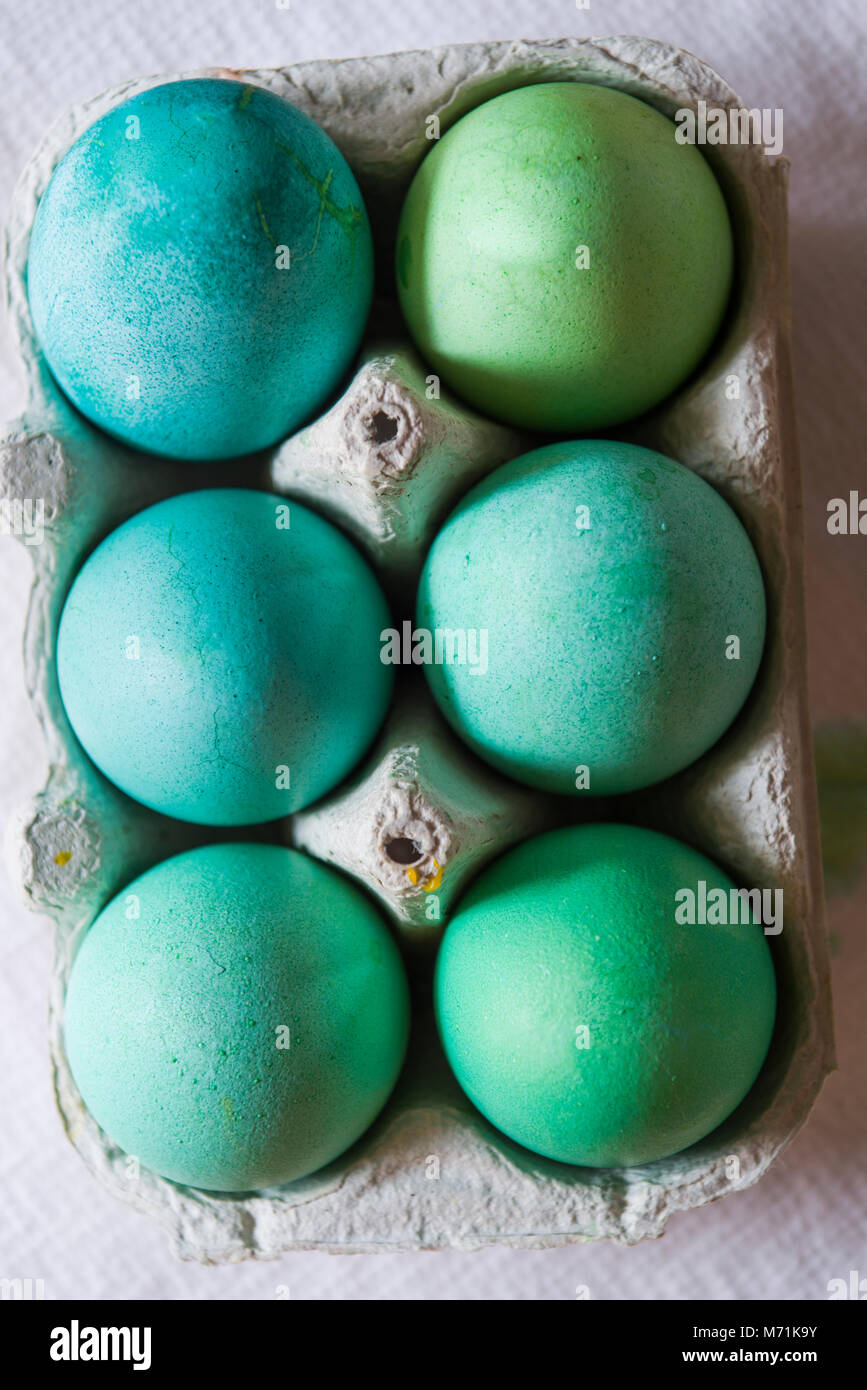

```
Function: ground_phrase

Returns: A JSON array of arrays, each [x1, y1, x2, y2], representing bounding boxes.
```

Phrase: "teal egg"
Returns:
[[435, 824, 777, 1168], [57, 488, 393, 824], [417, 439, 766, 795], [27, 78, 373, 459], [64, 844, 410, 1190], [396, 82, 733, 432]]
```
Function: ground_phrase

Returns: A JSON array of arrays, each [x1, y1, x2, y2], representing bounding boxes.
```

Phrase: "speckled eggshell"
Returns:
[[435, 823, 777, 1168], [417, 439, 766, 796], [396, 81, 733, 432], [57, 488, 393, 824], [64, 843, 410, 1191], [27, 78, 373, 460]]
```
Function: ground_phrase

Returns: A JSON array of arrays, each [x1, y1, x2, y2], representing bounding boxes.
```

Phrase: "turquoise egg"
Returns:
[[417, 439, 766, 795], [64, 843, 410, 1191], [435, 824, 777, 1167], [27, 78, 373, 459], [57, 488, 393, 824]]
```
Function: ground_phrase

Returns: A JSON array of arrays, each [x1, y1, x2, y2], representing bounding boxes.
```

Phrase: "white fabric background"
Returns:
[[0, 0, 865, 1300]]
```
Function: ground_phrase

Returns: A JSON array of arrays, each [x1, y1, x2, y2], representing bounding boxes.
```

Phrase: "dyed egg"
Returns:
[[27, 78, 373, 459], [65, 844, 410, 1190], [417, 439, 765, 796], [396, 82, 733, 432], [435, 824, 777, 1168], [57, 488, 392, 824]]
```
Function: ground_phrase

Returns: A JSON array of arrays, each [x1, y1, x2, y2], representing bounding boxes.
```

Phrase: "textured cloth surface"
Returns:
[[0, 0, 865, 1300]]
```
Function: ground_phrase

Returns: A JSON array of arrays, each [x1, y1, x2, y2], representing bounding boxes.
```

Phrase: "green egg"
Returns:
[[64, 844, 410, 1191], [435, 824, 777, 1168], [396, 82, 733, 431]]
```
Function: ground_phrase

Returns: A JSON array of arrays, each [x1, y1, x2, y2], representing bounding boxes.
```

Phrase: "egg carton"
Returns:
[[0, 36, 833, 1258]]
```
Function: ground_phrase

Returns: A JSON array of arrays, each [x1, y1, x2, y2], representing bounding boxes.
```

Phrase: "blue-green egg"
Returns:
[[27, 78, 373, 459], [417, 439, 766, 795], [56, 488, 393, 824], [64, 843, 410, 1191], [435, 824, 777, 1167]]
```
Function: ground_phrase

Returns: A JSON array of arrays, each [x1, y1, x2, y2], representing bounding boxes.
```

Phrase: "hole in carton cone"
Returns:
[[385, 837, 423, 865], [369, 410, 399, 444]]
